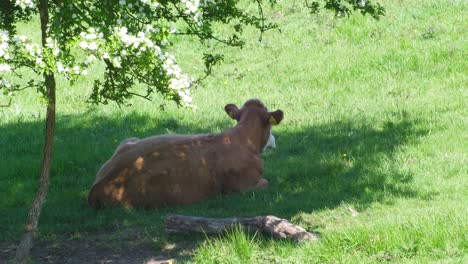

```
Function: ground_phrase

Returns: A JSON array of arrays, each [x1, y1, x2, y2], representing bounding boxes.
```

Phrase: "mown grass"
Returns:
[[0, 0, 467, 262]]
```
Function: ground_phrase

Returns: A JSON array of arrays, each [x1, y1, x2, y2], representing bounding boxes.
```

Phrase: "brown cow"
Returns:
[[88, 99, 284, 208]]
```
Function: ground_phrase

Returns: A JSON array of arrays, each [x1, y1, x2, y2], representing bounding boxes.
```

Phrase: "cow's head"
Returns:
[[225, 99, 283, 152]]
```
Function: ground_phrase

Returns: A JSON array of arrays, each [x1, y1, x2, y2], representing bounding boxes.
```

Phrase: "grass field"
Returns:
[[1, 0, 467, 263]]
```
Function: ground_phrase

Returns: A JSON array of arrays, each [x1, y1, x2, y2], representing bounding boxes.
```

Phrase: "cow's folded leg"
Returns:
[[222, 169, 267, 194], [255, 178, 269, 189], [244, 178, 268, 192]]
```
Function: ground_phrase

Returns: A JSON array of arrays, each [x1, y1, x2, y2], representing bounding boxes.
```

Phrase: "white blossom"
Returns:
[[73, 65, 81, 74], [161, 52, 193, 104], [154, 45, 161, 54], [139, 0, 160, 9], [85, 33, 97, 40], [85, 55, 97, 64], [0, 48, 6, 59], [181, 0, 205, 26], [12, 35, 27, 44], [79, 29, 103, 52], [0, 79, 12, 88], [145, 25, 154, 32], [79, 41, 88, 49], [24, 42, 42, 57], [35, 57, 46, 68], [57, 62, 66, 73], [0, 30, 9, 59], [15, 0, 34, 10], [0, 64, 11, 72], [88, 42, 98, 50], [112, 56, 122, 68], [45, 38, 54, 48], [45, 37, 60, 56], [52, 47, 60, 57], [0, 30, 8, 42]]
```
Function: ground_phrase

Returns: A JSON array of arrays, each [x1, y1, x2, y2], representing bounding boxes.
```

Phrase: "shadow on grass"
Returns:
[[0, 110, 430, 260], [263, 118, 425, 214]]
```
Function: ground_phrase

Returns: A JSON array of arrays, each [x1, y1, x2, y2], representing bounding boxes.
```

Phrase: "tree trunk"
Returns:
[[165, 215, 319, 242], [13, 1, 56, 263]]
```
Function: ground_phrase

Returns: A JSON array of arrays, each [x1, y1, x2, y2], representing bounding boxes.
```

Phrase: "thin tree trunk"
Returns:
[[13, 0, 56, 263]]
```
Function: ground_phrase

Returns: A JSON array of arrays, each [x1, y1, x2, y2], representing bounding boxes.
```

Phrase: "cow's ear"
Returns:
[[268, 110, 284, 125], [225, 104, 241, 121]]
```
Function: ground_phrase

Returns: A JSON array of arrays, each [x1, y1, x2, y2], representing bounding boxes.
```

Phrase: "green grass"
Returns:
[[1, 0, 467, 262]]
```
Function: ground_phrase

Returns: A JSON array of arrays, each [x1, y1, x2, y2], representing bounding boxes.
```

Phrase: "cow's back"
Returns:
[[88, 133, 231, 208]]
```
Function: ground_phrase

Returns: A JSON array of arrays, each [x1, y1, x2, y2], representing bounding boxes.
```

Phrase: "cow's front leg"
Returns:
[[243, 178, 269, 192], [255, 178, 269, 189], [222, 168, 268, 194]]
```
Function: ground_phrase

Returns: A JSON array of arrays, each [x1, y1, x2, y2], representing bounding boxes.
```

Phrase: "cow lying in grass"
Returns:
[[88, 99, 283, 208]]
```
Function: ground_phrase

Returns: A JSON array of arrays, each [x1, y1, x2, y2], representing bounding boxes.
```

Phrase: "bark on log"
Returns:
[[165, 215, 318, 242]]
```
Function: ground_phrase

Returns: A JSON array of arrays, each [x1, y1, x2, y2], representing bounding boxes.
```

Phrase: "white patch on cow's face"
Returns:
[[262, 132, 276, 152]]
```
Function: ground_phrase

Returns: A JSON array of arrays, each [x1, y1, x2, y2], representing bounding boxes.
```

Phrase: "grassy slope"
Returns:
[[0, 0, 467, 262]]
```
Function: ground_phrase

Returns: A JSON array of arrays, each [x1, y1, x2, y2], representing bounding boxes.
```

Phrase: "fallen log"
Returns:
[[165, 214, 318, 242]]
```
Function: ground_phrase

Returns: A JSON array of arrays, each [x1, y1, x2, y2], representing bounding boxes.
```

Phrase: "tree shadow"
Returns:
[[0, 109, 431, 260], [262, 117, 428, 216]]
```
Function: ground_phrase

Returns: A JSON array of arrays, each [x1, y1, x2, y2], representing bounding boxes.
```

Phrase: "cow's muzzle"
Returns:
[[262, 133, 276, 152]]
